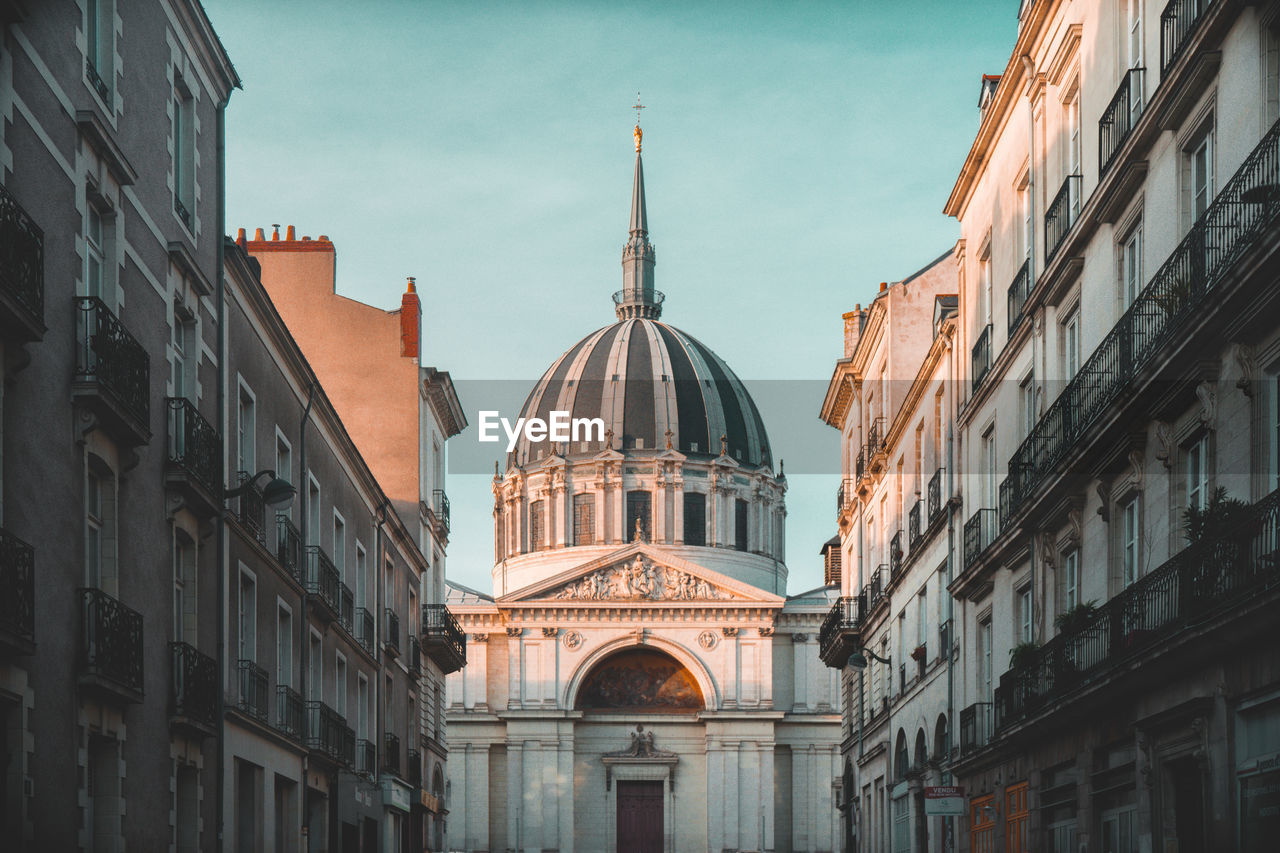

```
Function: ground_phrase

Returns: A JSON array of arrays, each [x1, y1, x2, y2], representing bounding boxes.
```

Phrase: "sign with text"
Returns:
[[924, 786, 965, 816]]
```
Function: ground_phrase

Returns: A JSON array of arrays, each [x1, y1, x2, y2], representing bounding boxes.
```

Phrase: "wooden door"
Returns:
[[617, 780, 664, 853]]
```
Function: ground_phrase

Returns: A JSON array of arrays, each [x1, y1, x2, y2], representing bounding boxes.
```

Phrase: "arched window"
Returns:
[[576, 648, 703, 712], [934, 713, 949, 762], [894, 729, 909, 780], [914, 729, 928, 771]]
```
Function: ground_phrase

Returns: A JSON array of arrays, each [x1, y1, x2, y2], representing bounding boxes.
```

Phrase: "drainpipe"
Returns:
[[298, 381, 315, 851], [214, 98, 227, 852], [375, 498, 390, 791]]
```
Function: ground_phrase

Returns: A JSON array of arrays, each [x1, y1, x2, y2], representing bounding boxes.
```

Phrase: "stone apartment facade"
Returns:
[[0, 3, 466, 851], [823, 1, 1280, 851]]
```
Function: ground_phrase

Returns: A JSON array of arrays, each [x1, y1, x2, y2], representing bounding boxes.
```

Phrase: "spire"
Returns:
[[614, 119, 663, 320]]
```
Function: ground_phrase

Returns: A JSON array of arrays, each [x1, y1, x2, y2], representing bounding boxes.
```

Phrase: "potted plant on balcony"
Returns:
[[1008, 641, 1040, 672], [1183, 486, 1252, 605], [911, 644, 927, 663], [1054, 600, 1098, 636]]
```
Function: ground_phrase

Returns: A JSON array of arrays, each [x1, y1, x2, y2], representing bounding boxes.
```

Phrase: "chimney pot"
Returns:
[[271, 224, 280, 241], [286, 225, 296, 241], [879, 282, 887, 292], [254, 227, 266, 241], [318, 235, 329, 242]]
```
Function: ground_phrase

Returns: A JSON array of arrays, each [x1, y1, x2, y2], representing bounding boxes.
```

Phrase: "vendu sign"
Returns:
[[924, 786, 965, 816]]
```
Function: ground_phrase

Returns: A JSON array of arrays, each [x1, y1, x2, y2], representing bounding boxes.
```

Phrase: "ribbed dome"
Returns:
[[508, 318, 772, 470]]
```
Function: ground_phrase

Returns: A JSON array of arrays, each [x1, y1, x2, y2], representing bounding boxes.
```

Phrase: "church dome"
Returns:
[[508, 317, 773, 469]]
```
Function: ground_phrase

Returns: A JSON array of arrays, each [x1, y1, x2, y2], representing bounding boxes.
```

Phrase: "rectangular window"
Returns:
[[1020, 372, 1036, 440], [172, 533, 193, 643], [173, 77, 195, 229], [982, 427, 997, 509], [86, 468, 105, 589], [1122, 497, 1141, 587], [1122, 222, 1143, 310], [86, 206, 105, 301], [979, 618, 993, 701], [735, 498, 749, 552], [529, 500, 545, 551], [308, 632, 322, 702], [1063, 310, 1080, 379], [85, 0, 113, 100], [385, 676, 394, 731], [237, 383, 256, 474], [87, 734, 121, 849], [933, 388, 944, 469], [626, 491, 651, 542], [170, 312, 193, 400], [277, 605, 293, 689], [1267, 18, 1280, 126], [683, 492, 706, 546], [916, 590, 927, 650], [306, 476, 320, 547], [573, 493, 595, 546], [1186, 435, 1209, 512], [1018, 184, 1032, 261], [332, 512, 346, 578], [1100, 806, 1137, 853], [334, 653, 347, 718], [1067, 94, 1082, 179], [1062, 548, 1080, 614], [354, 543, 367, 610], [1127, 0, 1144, 68], [357, 674, 369, 740], [275, 430, 292, 504], [1017, 586, 1033, 644], [1189, 130, 1214, 222], [980, 256, 992, 325], [238, 571, 256, 662]]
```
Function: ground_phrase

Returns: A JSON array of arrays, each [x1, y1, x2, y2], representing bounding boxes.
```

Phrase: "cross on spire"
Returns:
[[633, 92, 645, 123]]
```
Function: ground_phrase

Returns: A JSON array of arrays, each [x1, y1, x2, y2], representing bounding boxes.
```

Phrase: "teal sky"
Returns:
[[209, 0, 1017, 594]]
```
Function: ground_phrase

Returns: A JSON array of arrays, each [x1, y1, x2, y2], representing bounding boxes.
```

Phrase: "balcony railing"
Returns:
[[889, 531, 904, 580], [432, 488, 451, 535], [85, 57, 109, 101], [862, 417, 887, 472], [836, 478, 856, 513], [927, 468, 944, 523], [340, 584, 354, 634], [0, 181, 45, 336], [383, 732, 402, 777], [169, 642, 217, 732], [1099, 68, 1146, 176], [306, 701, 354, 765], [235, 471, 267, 545], [237, 659, 269, 722], [305, 546, 342, 622], [385, 608, 401, 656], [0, 527, 35, 652], [356, 607, 376, 654], [1160, 0, 1213, 76], [818, 594, 865, 668], [421, 604, 467, 674], [908, 500, 923, 551], [971, 324, 992, 392], [1006, 259, 1031, 337], [74, 296, 151, 435], [959, 702, 993, 755], [939, 619, 953, 660], [276, 515, 301, 581], [357, 738, 377, 775], [864, 565, 890, 612], [996, 486, 1280, 732], [1003, 118, 1280, 529], [79, 587, 143, 697], [963, 508, 998, 570], [1044, 174, 1082, 264], [407, 749, 423, 787], [408, 635, 422, 678], [276, 685, 304, 741], [854, 447, 867, 483], [165, 397, 221, 502]]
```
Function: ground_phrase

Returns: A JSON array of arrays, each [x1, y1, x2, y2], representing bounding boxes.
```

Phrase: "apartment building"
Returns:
[[818, 255, 960, 852], [0, 1, 236, 849], [941, 1, 1280, 850]]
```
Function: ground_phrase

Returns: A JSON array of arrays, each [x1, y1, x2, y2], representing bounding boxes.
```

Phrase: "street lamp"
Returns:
[[845, 647, 892, 671], [225, 469, 296, 510]]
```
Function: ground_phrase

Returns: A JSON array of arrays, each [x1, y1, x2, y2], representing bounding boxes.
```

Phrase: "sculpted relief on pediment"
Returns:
[[550, 556, 730, 601]]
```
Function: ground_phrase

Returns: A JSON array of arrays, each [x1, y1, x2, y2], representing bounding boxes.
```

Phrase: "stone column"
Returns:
[[506, 742, 523, 851], [552, 479, 567, 548], [722, 629, 739, 709], [723, 741, 741, 851], [464, 633, 488, 711], [706, 737, 725, 853], [466, 744, 490, 852], [557, 729, 575, 853], [653, 472, 667, 543], [759, 741, 776, 851], [792, 746, 811, 852], [740, 741, 761, 851], [612, 471, 625, 545], [792, 633, 811, 712], [672, 474, 685, 544], [506, 629, 522, 710]]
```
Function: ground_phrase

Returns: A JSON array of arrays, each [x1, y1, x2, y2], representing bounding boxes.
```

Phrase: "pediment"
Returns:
[[500, 543, 784, 605]]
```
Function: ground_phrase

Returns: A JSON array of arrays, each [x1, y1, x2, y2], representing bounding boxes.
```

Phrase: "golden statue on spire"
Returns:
[[633, 92, 645, 152]]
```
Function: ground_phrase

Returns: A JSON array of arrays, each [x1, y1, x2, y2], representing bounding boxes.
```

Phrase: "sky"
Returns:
[[209, 0, 1017, 594]]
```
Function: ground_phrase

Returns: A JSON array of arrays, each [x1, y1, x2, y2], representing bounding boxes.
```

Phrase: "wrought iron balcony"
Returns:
[[862, 417, 887, 475], [864, 564, 890, 613], [356, 606, 376, 654], [432, 488, 451, 536], [0, 527, 35, 655], [237, 659, 269, 722], [276, 515, 302, 582], [174, 196, 192, 231], [836, 478, 856, 514], [818, 594, 865, 669], [854, 447, 867, 483], [889, 530, 904, 580], [306, 701, 354, 766], [996, 486, 1280, 733], [407, 749, 423, 787], [169, 641, 217, 735], [908, 500, 923, 551], [235, 471, 267, 546], [85, 57, 109, 101], [1099, 68, 1145, 176], [78, 587, 143, 701], [421, 603, 467, 674], [305, 546, 342, 623], [74, 297, 151, 444], [165, 397, 221, 514], [384, 608, 401, 657], [0, 181, 45, 341], [927, 468, 944, 523], [1044, 174, 1082, 264], [939, 619, 953, 660], [276, 685, 304, 742], [383, 732, 402, 777], [959, 702, 993, 755], [1006, 259, 1031, 337], [408, 635, 422, 679], [356, 738, 377, 775], [1160, 0, 1213, 76], [1003, 118, 1280, 529], [340, 584, 354, 634], [971, 324, 992, 393], [963, 508, 998, 571]]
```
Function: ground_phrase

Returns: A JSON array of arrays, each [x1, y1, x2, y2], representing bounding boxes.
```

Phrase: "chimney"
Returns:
[[286, 225, 296, 241], [400, 276, 420, 358], [842, 306, 864, 358]]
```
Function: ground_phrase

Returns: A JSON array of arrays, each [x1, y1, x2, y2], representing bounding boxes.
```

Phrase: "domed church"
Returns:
[[444, 125, 842, 853]]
